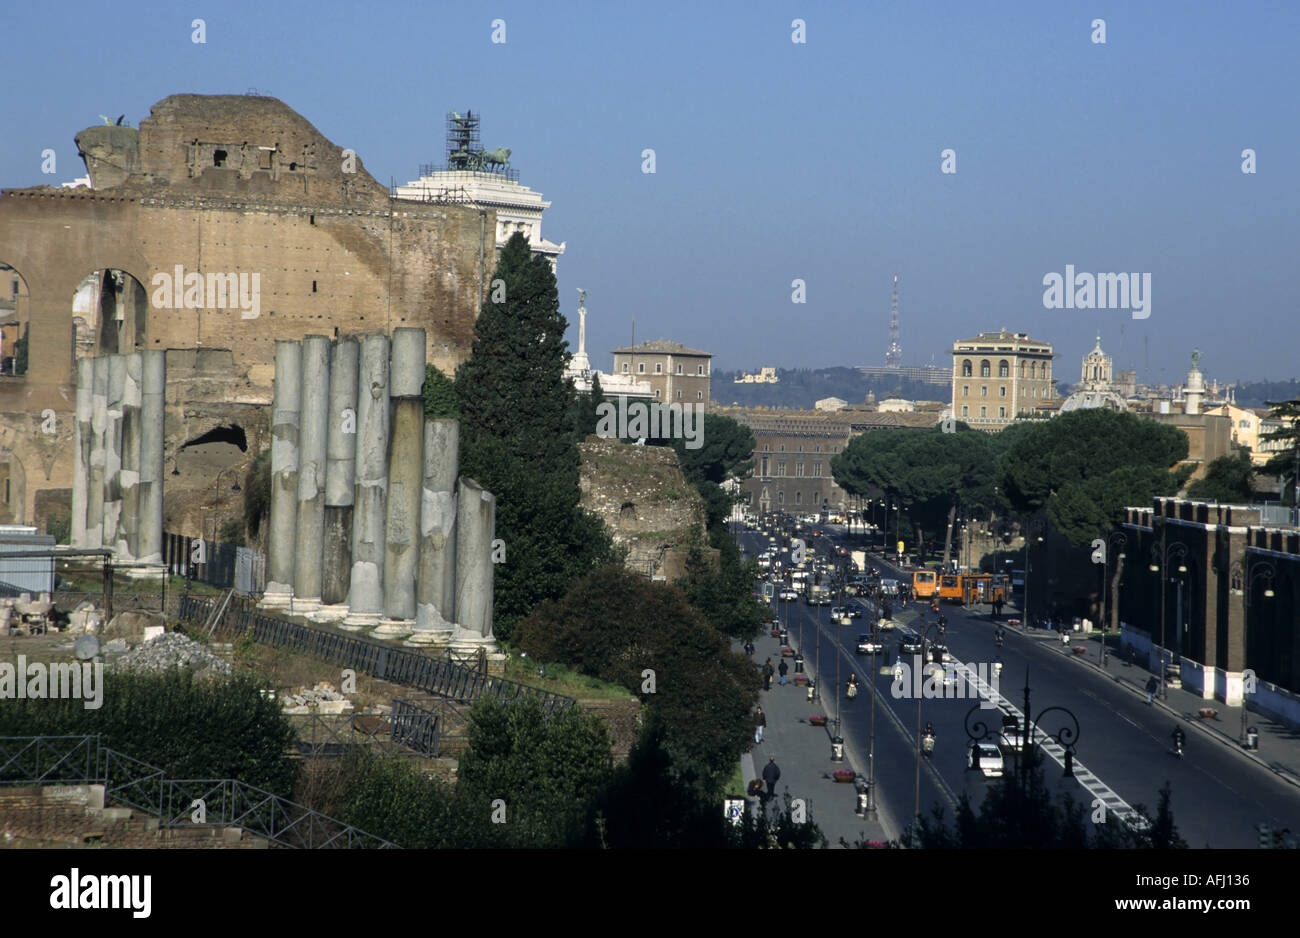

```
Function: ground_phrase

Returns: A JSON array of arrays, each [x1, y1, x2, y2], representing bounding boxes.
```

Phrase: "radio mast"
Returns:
[[886, 272, 902, 368]]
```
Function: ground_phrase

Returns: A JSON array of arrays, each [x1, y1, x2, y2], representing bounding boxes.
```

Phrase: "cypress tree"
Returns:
[[455, 233, 615, 640]]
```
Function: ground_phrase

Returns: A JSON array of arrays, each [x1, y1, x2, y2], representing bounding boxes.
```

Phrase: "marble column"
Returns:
[[452, 476, 496, 649], [86, 357, 108, 550], [292, 335, 331, 610], [71, 357, 92, 547], [343, 333, 389, 627], [410, 418, 458, 643], [118, 352, 142, 563], [263, 341, 301, 607], [376, 328, 425, 634], [102, 355, 125, 556], [318, 336, 358, 618], [136, 350, 166, 568]]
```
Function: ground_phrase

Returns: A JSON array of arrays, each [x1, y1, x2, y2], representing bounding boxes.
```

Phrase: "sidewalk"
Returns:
[[1031, 619, 1300, 790], [741, 620, 895, 848]]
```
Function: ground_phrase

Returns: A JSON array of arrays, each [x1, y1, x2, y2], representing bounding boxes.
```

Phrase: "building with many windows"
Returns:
[[950, 330, 1057, 431], [611, 340, 711, 407]]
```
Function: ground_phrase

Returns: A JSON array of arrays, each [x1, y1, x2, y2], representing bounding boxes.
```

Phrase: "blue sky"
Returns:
[[4, 0, 1297, 385]]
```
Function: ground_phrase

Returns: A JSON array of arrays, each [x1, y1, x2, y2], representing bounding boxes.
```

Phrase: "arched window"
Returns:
[[980, 360, 990, 378], [999, 360, 1009, 378], [961, 360, 972, 377]]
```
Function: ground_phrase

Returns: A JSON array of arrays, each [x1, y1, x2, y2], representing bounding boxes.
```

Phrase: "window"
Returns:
[[213, 149, 228, 167], [778, 491, 785, 505], [980, 361, 991, 378], [999, 361, 1009, 378], [962, 360, 972, 377], [763, 444, 769, 451], [696, 391, 702, 400], [796, 462, 804, 477], [638, 364, 645, 373], [675, 390, 681, 399], [697, 365, 704, 375], [813, 461, 822, 477], [622, 363, 628, 373], [655, 363, 662, 374], [815, 445, 822, 453], [795, 491, 802, 505], [962, 385, 969, 396], [980, 386, 987, 397], [999, 386, 1006, 397], [780, 445, 785, 452], [654, 389, 660, 398], [778, 462, 786, 477], [961, 405, 969, 417], [998, 406, 1006, 417], [980, 406, 987, 417], [676, 364, 682, 374]]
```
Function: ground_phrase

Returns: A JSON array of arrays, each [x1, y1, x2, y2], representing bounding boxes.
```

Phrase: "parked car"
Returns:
[[856, 634, 883, 655]]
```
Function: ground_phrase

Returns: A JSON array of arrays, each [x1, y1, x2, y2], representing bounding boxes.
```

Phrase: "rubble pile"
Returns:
[[281, 681, 354, 714], [116, 632, 232, 676]]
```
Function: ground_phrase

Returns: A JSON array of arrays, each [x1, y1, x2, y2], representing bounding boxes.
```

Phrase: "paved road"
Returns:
[[743, 524, 1300, 847]]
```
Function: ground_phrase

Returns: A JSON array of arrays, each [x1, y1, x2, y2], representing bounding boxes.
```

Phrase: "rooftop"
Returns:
[[612, 340, 711, 357]]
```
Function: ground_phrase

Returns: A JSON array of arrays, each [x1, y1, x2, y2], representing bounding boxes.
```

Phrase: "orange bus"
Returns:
[[958, 573, 1008, 605], [937, 573, 963, 603], [912, 570, 937, 599]]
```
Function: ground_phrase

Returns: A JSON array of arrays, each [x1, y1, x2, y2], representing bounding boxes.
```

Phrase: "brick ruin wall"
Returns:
[[0, 94, 494, 529]]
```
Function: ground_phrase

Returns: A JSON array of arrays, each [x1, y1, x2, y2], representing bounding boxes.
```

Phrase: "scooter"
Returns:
[[921, 733, 935, 757]]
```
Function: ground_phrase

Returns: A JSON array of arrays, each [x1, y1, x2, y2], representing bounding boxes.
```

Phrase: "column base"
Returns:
[[404, 629, 453, 647], [373, 619, 414, 639], [308, 604, 351, 624], [448, 629, 499, 654], [122, 564, 165, 581], [290, 596, 323, 613], [260, 584, 295, 610], [340, 612, 381, 630]]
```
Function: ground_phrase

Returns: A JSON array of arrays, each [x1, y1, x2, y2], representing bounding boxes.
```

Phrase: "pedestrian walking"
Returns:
[[744, 639, 755, 657], [762, 755, 781, 798], [754, 706, 767, 744], [763, 658, 774, 691], [1145, 675, 1159, 705], [1060, 629, 1070, 648]]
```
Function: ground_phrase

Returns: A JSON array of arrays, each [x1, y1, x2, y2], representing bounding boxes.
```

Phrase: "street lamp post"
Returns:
[[964, 669, 1081, 796], [1100, 531, 1128, 668], [1240, 559, 1276, 743], [1023, 517, 1046, 626], [1149, 541, 1189, 701], [912, 620, 942, 824], [866, 612, 880, 818]]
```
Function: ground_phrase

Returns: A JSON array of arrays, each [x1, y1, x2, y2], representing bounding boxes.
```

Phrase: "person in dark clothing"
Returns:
[[991, 598, 1002, 621], [744, 639, 755, 657], [754, 706, 767, 744], [778, 659, 789, 685], [763, 658, 774, 690], [762, 756, 781, 798], [1145, 675, 1159, 705]]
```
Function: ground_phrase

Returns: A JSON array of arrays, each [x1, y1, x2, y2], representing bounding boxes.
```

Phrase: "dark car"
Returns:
[[899, 636, 924, 655]]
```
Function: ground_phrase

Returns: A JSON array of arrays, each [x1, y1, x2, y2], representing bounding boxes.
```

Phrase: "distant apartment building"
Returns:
[[1202, 402, 1275, 465], [612, 341, 711, 407], [950, 330, 1057, 431], [858, 364, 952, 387]]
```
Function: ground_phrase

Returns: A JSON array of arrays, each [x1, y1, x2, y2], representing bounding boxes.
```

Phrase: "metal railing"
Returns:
[[175, 594, 576, 717], [0, 735, 395, 849]]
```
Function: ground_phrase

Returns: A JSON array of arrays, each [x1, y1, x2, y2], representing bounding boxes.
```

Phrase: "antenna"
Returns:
[[886, 273, 902, 368]]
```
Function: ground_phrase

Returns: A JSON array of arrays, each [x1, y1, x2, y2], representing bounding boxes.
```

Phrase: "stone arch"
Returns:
[[0, 444, 27, 524], [72, 267, 150, 358], [0, 261, 30, 376]]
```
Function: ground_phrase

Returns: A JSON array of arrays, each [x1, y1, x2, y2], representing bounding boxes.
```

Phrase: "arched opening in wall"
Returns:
[[169, 425, 250, 543], [619, 502, 637, 522], [72, 269, 149, 358], [0, 262, 31, 377], [0, 447, 27, 524], [180, 425, 248, 453]]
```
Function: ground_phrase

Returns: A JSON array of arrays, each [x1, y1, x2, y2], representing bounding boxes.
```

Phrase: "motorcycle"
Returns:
[[1173, 733, 1185, 758], [993, 660, 1003, 676], [846, 680, 859, 699], [921, 733, 935, 757]]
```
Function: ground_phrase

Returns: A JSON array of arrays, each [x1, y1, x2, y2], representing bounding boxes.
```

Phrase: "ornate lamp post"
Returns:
[[1149, 540, 1189, 701], [964, 668, 1081, 793], [1023, 517, 1046, 626], [1239, 558, 1275, 743]]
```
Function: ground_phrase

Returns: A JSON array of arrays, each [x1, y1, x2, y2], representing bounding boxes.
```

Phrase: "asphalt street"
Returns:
[[742, 524, 1300, 847]]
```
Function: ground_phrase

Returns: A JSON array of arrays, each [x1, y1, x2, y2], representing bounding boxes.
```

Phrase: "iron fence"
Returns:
[[175, 594, 576, 716], [0, 735, 395, 849], [163, 533, 265, 595]]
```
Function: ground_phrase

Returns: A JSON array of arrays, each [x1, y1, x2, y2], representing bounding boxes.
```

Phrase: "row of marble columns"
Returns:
[[70, 351, 166, 571], [260, 329, 495, 647]]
